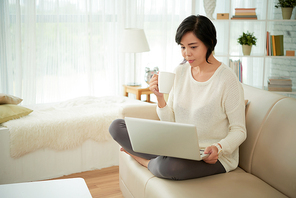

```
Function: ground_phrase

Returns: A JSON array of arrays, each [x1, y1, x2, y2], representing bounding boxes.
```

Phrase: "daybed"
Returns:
[[119, 84, 296, 198], [0, 95, 153, 185]]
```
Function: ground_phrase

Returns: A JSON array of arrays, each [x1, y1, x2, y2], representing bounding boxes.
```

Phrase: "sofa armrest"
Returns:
[[121, 104, 159, 120]]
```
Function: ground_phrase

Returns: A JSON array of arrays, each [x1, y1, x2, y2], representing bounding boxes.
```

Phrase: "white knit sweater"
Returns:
[[157, 63, 246, 172]]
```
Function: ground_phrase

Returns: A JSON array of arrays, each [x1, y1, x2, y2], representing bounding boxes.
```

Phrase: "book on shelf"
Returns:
[[268, 76, 292, 85], [235, 8, 256, 11], [232, 8, 257, 20], [275, 35, 284, 56], [272, 35, 276, 56], [266, 31, 270, 56], [266, 32, 284, 56], [267, 76, 292, 92], [231, 15, 257, 18], [229, 59, 243, 83], [231, 17, 257, 20], [235, 12, 257, 16], [234, 8, 256, 13], [268, 85, 292, 92], [231, 16, 257, 20]]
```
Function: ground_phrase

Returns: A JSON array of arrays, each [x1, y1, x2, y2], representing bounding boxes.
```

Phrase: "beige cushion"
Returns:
[[0, 94, 23, 105], [0, 104, 33, 123], [251, 97, 296, 198], [240, 84, 286, 172], [119, 151, 287, 198], [119, 151, 155, 198], [145, 168, 287, 198], [122, 104, 159, 120]]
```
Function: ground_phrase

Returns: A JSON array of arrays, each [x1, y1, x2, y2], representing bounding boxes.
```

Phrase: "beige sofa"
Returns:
[[119, 84, 296, 198]]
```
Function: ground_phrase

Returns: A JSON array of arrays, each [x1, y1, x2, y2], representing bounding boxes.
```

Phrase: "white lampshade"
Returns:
[[120, 28, 150, 53]]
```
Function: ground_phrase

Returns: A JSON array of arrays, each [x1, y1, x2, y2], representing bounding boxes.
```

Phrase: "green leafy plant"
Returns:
[[237, 32, 257, 46], [275, 0, 296, 8]]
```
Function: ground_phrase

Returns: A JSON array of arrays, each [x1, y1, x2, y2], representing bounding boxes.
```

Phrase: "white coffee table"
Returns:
[[0, 178, 92, 198]]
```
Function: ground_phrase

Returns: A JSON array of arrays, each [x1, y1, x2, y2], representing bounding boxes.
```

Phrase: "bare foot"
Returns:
[[120, 148, 150, 168]]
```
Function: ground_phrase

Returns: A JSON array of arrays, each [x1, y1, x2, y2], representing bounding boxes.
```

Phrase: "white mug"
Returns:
[[158, 71, 175, 94]]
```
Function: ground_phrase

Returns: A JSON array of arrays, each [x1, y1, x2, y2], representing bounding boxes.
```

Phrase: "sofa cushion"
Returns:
[[119, 151, 155, 198], [251, 97, 296, 198], [240, 85, 286, 172], [144, 168, 287, 198], [121, 104, 159, 120], [119, 151, 287, 198]]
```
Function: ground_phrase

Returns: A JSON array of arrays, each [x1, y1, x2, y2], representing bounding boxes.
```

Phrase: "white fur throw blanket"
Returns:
[[2, 96, 142, 158]]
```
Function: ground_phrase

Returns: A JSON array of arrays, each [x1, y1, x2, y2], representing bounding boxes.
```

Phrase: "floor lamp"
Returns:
[[120, 28, 150, 86]]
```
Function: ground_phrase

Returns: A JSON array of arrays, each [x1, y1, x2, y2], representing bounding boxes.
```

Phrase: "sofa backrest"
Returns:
[[241, 85, 296, 198], [240, 85, 286, 172], [121, 104, 159, 120], [251, 97, 296, 198]]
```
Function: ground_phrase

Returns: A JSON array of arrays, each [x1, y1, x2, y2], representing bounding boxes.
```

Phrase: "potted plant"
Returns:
[[275, 0, 296, 19], [237, 31, 257, 56]]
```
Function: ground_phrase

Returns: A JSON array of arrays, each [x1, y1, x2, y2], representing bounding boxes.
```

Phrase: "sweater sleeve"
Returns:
[[218, 78, 247, 155]]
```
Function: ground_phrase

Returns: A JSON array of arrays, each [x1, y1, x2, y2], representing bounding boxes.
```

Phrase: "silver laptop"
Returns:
[[125, 117, 208, 161]]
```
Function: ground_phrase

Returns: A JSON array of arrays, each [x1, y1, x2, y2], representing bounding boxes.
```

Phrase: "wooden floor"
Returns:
[[52, 166, 124, 198]]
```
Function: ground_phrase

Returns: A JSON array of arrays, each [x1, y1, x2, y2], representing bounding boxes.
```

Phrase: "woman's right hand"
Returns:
[[149, 74, 163, 98], [149, 74, 167, 108]]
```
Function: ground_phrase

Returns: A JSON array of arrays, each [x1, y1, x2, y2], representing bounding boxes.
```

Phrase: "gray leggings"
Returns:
[[109, 119, 226, 180]]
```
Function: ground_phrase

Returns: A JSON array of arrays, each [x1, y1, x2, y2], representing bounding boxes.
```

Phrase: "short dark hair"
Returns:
[[175, 15, 217, 64]]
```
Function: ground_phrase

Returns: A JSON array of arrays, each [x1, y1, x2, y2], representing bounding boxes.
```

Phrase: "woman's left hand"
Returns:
[[203, 145, 219, 164]]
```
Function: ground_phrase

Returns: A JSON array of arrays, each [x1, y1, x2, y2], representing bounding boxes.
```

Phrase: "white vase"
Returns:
[[203, 0, 216, 20]]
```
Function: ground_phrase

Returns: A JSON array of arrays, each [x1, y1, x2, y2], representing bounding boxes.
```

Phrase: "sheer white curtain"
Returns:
[[0, 0, 191, 105], [142, 0, 192, 75]]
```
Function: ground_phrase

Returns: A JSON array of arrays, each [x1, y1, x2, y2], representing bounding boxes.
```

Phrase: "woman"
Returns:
[[109, 15, 246, 180]]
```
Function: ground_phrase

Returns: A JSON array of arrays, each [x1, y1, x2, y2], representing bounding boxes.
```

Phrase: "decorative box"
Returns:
[[217, 13, 229, 19], [286, 50, 295, 56]]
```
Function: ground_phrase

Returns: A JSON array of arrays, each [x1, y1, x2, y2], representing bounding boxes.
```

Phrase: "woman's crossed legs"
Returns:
[[109, 119, 225, 180]]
